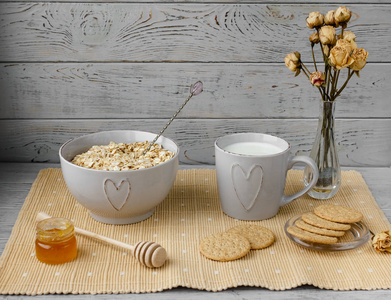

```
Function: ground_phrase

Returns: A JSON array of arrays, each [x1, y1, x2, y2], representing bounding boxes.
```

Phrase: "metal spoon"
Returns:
[[140, 81, 203, 157]]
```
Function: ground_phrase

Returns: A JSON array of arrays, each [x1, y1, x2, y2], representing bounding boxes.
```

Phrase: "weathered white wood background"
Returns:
[[0, 0, 390, 167]]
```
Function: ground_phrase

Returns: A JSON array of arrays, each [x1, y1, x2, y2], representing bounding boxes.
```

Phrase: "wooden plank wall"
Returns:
[[0, 1, 390, 167]]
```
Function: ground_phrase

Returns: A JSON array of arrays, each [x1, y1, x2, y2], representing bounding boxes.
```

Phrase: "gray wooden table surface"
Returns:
[[0, 163, 390, 299]]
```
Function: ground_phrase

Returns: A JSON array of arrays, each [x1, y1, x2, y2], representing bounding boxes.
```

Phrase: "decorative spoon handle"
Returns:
[[141, 81, 203, 156]]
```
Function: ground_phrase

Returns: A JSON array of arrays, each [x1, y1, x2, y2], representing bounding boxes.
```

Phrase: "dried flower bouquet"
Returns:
[[284, 6, 368, 101]]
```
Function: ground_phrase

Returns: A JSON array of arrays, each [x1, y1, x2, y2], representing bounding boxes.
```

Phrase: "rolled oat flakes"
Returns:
[[71, 141, 174, 171]]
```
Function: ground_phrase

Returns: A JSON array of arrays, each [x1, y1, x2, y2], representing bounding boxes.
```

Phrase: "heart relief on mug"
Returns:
[[215, 133, 319, 221]]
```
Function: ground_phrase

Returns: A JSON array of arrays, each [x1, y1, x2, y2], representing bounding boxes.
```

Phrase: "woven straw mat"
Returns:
[[0, 169, 390, 295]]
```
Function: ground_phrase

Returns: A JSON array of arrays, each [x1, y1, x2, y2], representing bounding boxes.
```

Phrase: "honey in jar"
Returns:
[[35, 217, 77, 264]]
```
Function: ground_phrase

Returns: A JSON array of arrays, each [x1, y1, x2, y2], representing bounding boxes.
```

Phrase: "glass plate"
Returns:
[[284, 215, 371, 251]]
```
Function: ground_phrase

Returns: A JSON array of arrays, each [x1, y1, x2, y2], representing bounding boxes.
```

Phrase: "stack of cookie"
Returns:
[[287, 204, 364, 244], [199, 225, 275, 262]]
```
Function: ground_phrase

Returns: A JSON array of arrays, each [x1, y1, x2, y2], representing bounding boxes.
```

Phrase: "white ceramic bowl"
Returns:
[[59, 130, 179, 224]]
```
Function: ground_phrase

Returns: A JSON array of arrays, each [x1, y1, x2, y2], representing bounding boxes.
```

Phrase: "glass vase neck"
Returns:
[[304, 98, 341, 199]]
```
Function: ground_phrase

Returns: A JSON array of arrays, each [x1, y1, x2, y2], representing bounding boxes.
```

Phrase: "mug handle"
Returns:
[[280, 156, 319, 206]]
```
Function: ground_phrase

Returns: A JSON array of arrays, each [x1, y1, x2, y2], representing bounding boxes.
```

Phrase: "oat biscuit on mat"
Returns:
[[227, 225, 275, 250], [295, 219, 345, 237], [314, 204, 363, 223], [287, 226, 338, 244], [302, 212, 351, 231], [199, 232, 251, 262]]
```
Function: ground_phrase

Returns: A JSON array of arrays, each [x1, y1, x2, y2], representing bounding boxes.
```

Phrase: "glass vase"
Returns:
[[304, 100, 341, 199]]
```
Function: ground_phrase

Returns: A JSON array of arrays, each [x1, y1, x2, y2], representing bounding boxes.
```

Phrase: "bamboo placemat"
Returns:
[[1, 169, 390, 295]]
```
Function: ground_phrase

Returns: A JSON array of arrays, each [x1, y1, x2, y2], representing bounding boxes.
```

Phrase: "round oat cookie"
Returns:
[[227, 224, 275, 250], [295, 219, 345, 237], [314, 204, 363, 223], [199, 232, 250, 262], [302, 212, 351, 231], [287, 226, 338, 244]]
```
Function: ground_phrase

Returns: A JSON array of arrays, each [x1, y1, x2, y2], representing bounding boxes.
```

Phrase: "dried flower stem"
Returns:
[[311, 44, 318, 72], [312, 100, 335, 169], [334, 69, 354, 99], [331, 70, 340, 99], [300, 65, 311, 81], [325, 68, 331, 98], [317, 28, 327, 62], [341, 26, 345, 40]]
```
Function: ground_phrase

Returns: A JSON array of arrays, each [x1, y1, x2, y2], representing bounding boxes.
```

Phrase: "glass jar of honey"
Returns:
[[35, 217, 77, 264]]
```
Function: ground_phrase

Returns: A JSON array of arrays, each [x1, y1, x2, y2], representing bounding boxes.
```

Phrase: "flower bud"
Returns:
[[306, 12, 324, 29], [372, 231, 391, 253], [284, 52, 301, 72], [319, 26, 336, 45], [329, 46, 354, 70], [310, 71, 326, 87], [349, 48, 369, 71], [323, 45, 330, 57], [335, 7, 352, 25], [336, 39, 356, 54], [309, 32, 320, 44], [324, 10, 339, 27], [339, 30, 356, 42]]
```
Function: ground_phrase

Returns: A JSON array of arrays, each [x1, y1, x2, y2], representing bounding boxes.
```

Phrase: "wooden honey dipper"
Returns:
[[36, 212, 167, 268]]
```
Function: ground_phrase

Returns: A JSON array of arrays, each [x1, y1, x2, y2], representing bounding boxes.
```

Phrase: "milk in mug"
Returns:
[[223, 142, 282, 156]]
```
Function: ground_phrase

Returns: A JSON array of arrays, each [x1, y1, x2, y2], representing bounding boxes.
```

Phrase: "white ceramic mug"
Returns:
[[215, 133, 319, 220]]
